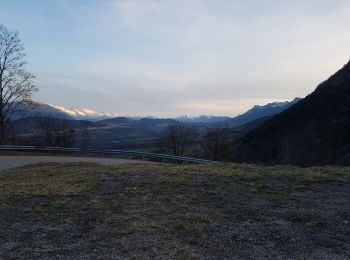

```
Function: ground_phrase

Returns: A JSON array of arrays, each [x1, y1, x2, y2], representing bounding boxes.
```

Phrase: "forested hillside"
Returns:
[[233, 60, 350, 166]]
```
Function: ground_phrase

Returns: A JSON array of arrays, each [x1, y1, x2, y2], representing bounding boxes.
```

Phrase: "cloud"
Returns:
[[4, 0, 350, 116], [118, 0, 162, 23]]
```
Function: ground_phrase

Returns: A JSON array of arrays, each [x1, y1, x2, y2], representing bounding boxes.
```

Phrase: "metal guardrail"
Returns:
[[0, 145, 218, 165]]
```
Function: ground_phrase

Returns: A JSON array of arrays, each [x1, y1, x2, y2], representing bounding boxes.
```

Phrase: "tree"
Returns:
[[81, 123, 92, 149], [0, 24, 36, 144], [201, 127, 232, 161], [155, 123, 197, 156], [38, 117, 76, 148]]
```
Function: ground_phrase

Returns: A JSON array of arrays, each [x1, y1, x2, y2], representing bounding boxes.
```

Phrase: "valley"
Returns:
[[9, 99, 301, 155]]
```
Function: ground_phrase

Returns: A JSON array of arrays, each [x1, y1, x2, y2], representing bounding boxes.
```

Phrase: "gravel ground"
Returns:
[[0, 156, 151, 171]]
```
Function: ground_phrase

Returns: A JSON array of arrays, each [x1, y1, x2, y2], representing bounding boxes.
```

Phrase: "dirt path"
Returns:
[[0, 156, 151, 171]]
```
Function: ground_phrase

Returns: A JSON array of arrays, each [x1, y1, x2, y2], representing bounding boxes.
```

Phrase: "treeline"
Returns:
[[4, 117, 235, 161], [5, 116, 92, 149], [154, 122, 233, 161], [37, 117, 91, 148]]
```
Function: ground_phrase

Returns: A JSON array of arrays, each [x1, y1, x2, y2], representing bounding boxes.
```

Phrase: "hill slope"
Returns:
[[233, 60, 350, 166], [175, 115, 231, 124], [226, 98, 301, 126], [13, 101, 74, 120]]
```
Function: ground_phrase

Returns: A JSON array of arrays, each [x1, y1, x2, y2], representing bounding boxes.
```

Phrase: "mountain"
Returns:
[[173, 100, 301, 125], [13, 116, 106, 135], [233, 60, 350, 166], [14, 101, 119, 121], [98, 117, 134, 124], [13, 101, 74, 120], [225, 98, 302, 126], [51, 105, 119, 121], [11, 98, 308, 152], [17, 100, 298, 126], [176, 115, 231, 124], [13, 115, 179, 150]]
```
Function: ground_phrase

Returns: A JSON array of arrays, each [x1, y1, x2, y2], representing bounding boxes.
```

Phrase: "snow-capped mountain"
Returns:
[[174, 99, 301, 125], [12, 100, 74, 120], [51, 105, 119, 121], [15, 101, 119, 121]]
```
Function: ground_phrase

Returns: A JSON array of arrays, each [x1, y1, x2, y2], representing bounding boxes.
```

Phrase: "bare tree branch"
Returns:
[[155, 123, 197, 156], [201, 127, 232, 161], [38, 117, 76, 148], [0, 24, 37, 144]]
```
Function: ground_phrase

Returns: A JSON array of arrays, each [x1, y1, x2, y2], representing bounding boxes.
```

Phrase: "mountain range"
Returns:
[[12, 98, 299, 151], [20, 98, 300, 126]]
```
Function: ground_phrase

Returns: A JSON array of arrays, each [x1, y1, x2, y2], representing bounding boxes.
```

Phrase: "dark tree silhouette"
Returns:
[[0, 24, 36, 144], [155, 123, 197, 156], [38, 117, 76, 148], [201, 127, 232, 161], [81, 123, 92, 149]]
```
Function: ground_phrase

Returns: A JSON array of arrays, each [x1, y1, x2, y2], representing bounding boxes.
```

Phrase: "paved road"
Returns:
[[0, 156, 151, 171]]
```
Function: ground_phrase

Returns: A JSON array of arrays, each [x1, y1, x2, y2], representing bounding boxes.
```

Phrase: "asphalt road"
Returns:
[[0, 156, 151, 171]]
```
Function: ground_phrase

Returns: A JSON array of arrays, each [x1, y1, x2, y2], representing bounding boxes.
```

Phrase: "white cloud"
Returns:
[[118, 0, 162, 23]]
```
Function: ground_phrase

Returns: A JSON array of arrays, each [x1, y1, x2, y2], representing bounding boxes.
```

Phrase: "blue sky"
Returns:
[[1, 0, 350, 116]]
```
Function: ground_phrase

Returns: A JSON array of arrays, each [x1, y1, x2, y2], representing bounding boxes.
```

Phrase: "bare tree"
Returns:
[[0, 24, 36, 144], [5, 126, 21, 145], [201, 127, 232, 161], [38, 117, 75, 148], [155, 123, 197, 156], [38, 117, 57, 146], [81, 123, 92, 149]]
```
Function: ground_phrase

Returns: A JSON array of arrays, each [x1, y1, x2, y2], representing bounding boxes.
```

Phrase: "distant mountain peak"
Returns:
[[226, 98, 302, 126], [50, 105, 119, 120], [14, 101, 120, 121]]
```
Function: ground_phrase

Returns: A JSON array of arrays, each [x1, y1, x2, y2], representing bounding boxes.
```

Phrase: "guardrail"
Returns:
[[0, 145, 218, 165]]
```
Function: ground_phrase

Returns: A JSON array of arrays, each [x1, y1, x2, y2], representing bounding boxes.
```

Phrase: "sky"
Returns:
[[1, 0, 350, 117]]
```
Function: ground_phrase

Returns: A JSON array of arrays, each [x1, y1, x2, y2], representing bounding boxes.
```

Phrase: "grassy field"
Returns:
[[0, 162, 349, 259]]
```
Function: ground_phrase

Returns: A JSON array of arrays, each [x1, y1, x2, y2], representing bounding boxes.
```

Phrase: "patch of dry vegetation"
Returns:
[[0, 163, 103, 205], [0, 162, 349, 259]]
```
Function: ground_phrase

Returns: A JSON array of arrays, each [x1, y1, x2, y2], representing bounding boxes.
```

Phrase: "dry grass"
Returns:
[[0, 163, 103, 204], [0, 162, 349, 259]]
